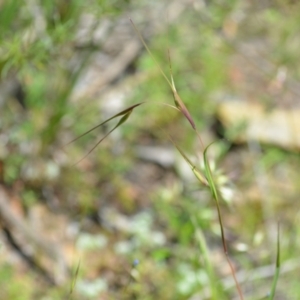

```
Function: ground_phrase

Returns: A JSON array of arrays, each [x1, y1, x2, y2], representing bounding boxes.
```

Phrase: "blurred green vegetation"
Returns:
[[1, 0, 300, 299]]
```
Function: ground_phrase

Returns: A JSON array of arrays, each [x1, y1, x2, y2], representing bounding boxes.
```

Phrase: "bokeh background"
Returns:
[[1, 0, 300, 299]]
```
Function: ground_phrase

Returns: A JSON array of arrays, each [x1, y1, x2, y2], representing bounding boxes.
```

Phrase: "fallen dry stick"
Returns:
[[0, 186, 69, 285]]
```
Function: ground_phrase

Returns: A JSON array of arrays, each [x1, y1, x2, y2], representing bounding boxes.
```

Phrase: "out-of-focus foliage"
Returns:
[[1, 0, 300, 299]]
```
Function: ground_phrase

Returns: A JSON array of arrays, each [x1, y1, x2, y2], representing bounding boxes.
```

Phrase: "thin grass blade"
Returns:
[[191, 216, 221, 300], [65, 103, 143, 146], [68, 259, 81, 299], [203, 142, 225, 246], [131, 19, 197, 132], [130, 19, 172, 88], [73, 110, 133, 166], [203, 142, 244, 300], [167, 49, 196, 130], [268, 222, 281, 300], [168, 136, 207, 185], [69, 105, 140, 166]]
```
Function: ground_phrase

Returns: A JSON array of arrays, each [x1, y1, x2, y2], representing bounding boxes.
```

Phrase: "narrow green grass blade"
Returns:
[[130, 18, 172, 88], [68, 103, 142, 165], [68, 259, 81, 299], [268, 223, 281, 300], [203, 142, 226, 250], [168, 136, 207, 185], [191, 216, 220, 300], [167, 50, 196, 130], [203, 143, 219, 203], [131, 19, 197, 131], [203, 142, 244, 300], [65, 103, 143, 146]]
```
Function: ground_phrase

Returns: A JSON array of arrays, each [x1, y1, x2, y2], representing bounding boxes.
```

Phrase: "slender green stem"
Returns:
[[268, 222, 281, 300]]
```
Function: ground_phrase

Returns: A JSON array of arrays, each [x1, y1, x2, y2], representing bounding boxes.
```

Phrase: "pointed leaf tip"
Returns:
[[173, 92, 196, 130]]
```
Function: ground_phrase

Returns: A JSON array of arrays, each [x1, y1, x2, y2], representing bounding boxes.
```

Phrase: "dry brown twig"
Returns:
[[0, 186, 69, 285]]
